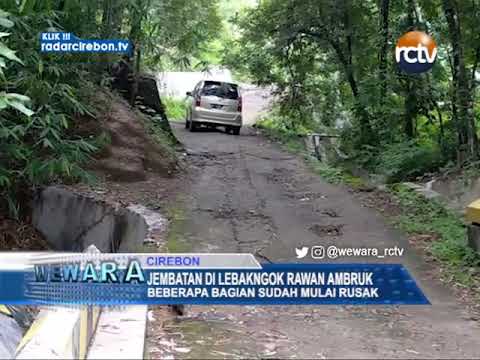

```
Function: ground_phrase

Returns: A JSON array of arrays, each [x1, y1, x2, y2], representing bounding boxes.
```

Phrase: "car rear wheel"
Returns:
[[189, 120, 198, 132], [232, 126, 241, 135], [185, 120, 190, 129]]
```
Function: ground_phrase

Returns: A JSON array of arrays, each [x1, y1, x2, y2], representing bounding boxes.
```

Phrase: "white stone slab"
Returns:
[[87, 306, 147, 359]]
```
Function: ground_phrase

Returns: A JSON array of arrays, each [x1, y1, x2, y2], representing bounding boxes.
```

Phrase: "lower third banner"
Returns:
[[0, 255, 430, 306]]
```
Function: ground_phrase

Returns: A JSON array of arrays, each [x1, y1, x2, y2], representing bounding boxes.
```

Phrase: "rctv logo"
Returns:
[[395, 31, 437, 74]]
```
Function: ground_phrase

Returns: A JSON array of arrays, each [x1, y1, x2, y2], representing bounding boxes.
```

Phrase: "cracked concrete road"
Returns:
[[147, 123, 480, 359]]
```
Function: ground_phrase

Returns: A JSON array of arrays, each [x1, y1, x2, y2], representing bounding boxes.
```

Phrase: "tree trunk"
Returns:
[[130, 44, 140, 106], [101, 0, 113, 38], [402, 0, 418, 139], [111, 0, 125, 37], [404, 81, 416, 137], [338, 0, 373, 143], [443, 0, 478, 161], [299, 1, 373, 143], [128, 0, 143, 106], [379, 0, 390, 106]]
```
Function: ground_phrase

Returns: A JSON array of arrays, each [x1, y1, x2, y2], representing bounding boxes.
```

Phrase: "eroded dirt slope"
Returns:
[[91, 92, 178, 182]]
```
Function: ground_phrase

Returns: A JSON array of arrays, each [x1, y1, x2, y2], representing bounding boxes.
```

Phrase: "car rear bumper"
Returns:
[[192, 108, 242, 126]]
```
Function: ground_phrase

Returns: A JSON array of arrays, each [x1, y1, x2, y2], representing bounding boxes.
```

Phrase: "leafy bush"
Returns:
[[0, 9, 100, 217], [163, 96, 186, 121], [256, 115, 308, 153], [376, 141, 444, 183]]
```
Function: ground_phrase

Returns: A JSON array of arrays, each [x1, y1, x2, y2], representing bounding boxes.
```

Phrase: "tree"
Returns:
[[0, 0, 223, 216], [442, 0, 478, 161], [231, 0, 480, 176], [378, 0, 390, 107]]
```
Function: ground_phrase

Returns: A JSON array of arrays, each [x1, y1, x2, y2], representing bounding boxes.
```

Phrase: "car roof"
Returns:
[[199, 80, 238, 87]]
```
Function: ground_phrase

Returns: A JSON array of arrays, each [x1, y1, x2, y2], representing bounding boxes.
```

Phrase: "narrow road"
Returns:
[[148, 123, 480, 359]]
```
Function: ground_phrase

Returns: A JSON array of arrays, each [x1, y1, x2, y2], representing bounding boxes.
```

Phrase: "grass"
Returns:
[[163, 96, 187, 122], [258, 116, 480, 291], [255, 117, 309, 154], [142, 113, 178, 155], [307, 158, 365, 188], [165, 202, 192, 253], [257, 117, 364, 188], [389, 184, 480, 282]]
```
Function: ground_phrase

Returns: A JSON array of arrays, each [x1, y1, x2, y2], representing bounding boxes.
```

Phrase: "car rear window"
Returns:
[[201, 81, 239, 99]]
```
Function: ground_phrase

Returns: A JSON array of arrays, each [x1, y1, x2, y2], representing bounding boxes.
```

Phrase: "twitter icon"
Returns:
[[295, 246, 309, 259]]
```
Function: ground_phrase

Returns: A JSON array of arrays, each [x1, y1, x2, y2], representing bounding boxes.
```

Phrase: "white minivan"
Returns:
[[185, 80, 242, 135]]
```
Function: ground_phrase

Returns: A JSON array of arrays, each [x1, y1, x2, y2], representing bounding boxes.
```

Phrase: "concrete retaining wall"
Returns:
[[32, 187, 149, 252]]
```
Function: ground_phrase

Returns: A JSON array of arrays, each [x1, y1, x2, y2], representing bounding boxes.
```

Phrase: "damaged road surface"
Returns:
[[147, 123, 480, 359]]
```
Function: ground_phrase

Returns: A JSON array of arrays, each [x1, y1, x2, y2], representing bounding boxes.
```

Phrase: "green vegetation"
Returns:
[[391, 184, 480, 287], [168, 0, 256, 75], [163, 97, 186, 122], [227, 0, 480, 182], [309, 161, 365, 189], [143, 113, 179, 167], [0, 0, 223, 217], [140, 0, 222, 71], [165, 201, 191, 253], [0, 6, 100, 217], [256, 116, 306, 153]]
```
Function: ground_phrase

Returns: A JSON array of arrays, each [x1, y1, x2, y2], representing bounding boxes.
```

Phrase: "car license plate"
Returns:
[[211, 104, 223, 109]]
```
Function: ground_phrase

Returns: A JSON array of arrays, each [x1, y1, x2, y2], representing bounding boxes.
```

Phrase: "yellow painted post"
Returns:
[[466, 199, 480, 224], [79, 306, 89, 359], [0, 305, 11, 316], [466, 199, 480, 253]]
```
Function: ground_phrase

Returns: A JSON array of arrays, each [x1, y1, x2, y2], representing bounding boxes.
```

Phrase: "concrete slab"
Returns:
[[87, 306, 147, 359], [16, 308, 80, 359], [0, 313, 22, 359], [32, 187, 149, 252]]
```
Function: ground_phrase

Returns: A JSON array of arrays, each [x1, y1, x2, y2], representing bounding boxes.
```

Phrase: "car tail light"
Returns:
[[237, 97, 242, 112], [195, 96, 201, 107]]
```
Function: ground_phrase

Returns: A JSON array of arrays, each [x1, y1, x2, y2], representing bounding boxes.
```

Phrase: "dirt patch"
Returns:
[[187, 151, 236, 167], [321, 209, 340, 217], [194, 207, 270, 222], [71, 168, 188, 213], [265, 168, 294, 184], [90, 91, 178, 182], [0, 214, 49, 251], [293, 191, 326, 201], [352, 188, 402, 217], [309, 223, 344, 237]]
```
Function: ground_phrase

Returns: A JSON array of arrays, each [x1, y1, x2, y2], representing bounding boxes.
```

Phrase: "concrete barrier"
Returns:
[[87, 306, 148, 359], [15, 305, 101, 359], [32, 187, 149, 253], [16, 246, 102, 359], [0, 306, 23, 359]]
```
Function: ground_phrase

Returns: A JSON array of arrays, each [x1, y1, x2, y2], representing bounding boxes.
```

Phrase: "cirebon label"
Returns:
[[395, 31, 437, 73]]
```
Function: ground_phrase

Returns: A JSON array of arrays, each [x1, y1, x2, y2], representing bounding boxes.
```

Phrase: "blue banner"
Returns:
[[0, 261, 429, 306], [40, 32, 131, 54]]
